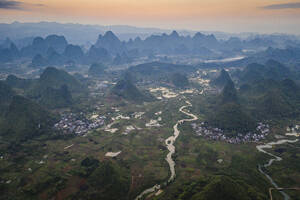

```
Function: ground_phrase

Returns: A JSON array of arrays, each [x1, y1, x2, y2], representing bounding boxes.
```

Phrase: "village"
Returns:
[[191, 122, 270, 144], [54, 113, 106, 136]]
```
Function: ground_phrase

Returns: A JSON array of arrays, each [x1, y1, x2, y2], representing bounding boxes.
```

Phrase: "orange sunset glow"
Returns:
[[1, 0, 300, 33]]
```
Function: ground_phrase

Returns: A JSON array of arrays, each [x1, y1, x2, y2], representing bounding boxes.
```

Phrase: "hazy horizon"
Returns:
[[0, 0, 300, 34], [1, 20, 300, 37]]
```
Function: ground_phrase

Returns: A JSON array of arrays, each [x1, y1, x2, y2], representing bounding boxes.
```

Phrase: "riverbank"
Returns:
[[256, 126, 299, 200], [135, 100, 198, 200]]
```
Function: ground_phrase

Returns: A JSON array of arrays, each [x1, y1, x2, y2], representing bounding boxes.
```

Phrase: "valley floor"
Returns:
[[1, 68, 300, 200]]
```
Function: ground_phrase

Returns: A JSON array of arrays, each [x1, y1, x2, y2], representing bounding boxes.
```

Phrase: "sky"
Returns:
[[0, 0, 300, 34]]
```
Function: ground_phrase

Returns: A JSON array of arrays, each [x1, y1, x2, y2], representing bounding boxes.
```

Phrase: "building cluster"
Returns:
[[54, 113, 105, 135], [191, 122, 270, 144], [287, 124, 300, 132], [0, 73, 7, 80]]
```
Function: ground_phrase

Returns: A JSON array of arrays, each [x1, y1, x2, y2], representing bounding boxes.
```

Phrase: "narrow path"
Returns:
[[135, 100, 198, 200]]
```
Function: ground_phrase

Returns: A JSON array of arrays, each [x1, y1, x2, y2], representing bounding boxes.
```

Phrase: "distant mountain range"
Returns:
[[0, 21, 299, 45], [1, 24, 300, 67], [0, 21, 180, 45], [224, 47, 300, 67]]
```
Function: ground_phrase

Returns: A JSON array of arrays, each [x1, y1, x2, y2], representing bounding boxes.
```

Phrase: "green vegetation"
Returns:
[[239, 79, 300, 119], [5, 75, 35, 90], [239, 60, 291, 84], [38, 67, 83, 92], [196, 146, 218, 166], [211, 69, 232, 88], [205, 63, 300, 134], [88, 63, 107, 77], [0, 81, 57, 142], [1, 95, 56, 142], [0, 81, 14, 111], [166, 176, 266, 200], [209, 102, 256, 134], [111, 79, 154, 103], [39, 85, 73, 108], [83, 160, 130, 200], [207, 81, 256, 134], [30, 54, 48, 68], [239, 63, 265, 84], [1, 58, 300, 200], [127, 62, 196, 82], [220, 79, 237, 104], [25, 67, 85, 108], [170, 73, 189, 88]]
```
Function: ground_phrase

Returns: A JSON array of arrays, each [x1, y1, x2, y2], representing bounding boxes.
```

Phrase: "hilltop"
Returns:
[[110, 79, 154, 103], [211, 69, 232, 88], [127, 62, 196, 83], [38, 67, 83, 92], [2, 96, 55, 141], [208, 80, 256, 135], [5, 67, 84, 109], [0, 82, 56, 141], [239, 60, 292, 84], [170, 73, 189, 88]]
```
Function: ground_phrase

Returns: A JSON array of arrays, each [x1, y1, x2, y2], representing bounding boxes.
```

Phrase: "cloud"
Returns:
[[0, 0, 22, 9], [0, 0, 44, 10], [262, 2, 300, 9]]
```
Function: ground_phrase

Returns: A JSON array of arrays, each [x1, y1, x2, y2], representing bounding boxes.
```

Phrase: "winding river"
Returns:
[[256, 131, 299, 200], [135, 102, 300, 200], [135, 100, 198, 200]]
